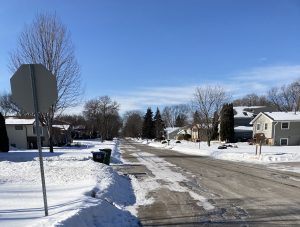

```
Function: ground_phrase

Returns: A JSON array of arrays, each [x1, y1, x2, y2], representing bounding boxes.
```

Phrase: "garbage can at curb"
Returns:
[[92, 151, 105, 163], [100, 148, 112, 165]]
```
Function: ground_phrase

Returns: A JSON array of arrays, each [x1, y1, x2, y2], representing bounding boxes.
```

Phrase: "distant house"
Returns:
[[233, 106, 275, 142], [250, 112, 300, 146], [73, 125, 88, 139], [5, 117, 46, 149], [176, 126, 192, 140], [191, 124, 209, 142], [52, 124, 72, 146], [165, 127, 180, 140]]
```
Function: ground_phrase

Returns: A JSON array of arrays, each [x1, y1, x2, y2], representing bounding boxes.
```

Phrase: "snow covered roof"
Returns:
[[264, 112, 300, 121], [233, 106, 264, 118], [53, 125, 71, 130], [5, 118, 35, 125], [165, 127, 180, 134], [251, 112, 300, 124], [234, 126, 253, 132]]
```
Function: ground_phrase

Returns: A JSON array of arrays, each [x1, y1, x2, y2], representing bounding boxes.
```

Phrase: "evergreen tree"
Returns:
[[154, 108, 165, 140], [142, 108, 155, 139], [193, 111, 201, 125], [220, 103, 234, 142], [0, 112, 9, 152], [211, 111, 219, 140], [175, 114, 187, 127]]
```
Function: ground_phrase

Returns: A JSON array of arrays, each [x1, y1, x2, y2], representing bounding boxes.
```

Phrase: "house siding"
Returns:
[[252, 114, 273, 139], [273, 121, 300, 146], [5, 124, 48, 149], [6, 125, 28, 149]]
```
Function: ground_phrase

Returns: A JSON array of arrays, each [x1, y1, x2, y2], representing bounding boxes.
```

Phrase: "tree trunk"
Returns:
[[49, 135, 54, 152], [207, 139, 211, 147]]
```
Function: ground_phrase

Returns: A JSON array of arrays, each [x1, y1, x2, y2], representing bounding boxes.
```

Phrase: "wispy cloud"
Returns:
[[113, 64, 300, 113], [65, 64, 300, 115], [232, 65, 300, 82]]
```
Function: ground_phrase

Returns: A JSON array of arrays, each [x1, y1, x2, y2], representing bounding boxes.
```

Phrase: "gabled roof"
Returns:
[[5, 117, 35, 125], [250, 112, 300, 124]]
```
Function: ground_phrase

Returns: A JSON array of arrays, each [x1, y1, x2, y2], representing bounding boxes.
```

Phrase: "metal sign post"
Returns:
[[29, 64, 49, 216]]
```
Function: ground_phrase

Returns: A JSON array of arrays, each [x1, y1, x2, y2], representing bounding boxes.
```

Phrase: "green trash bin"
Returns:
[[100, 148, 112, 165]]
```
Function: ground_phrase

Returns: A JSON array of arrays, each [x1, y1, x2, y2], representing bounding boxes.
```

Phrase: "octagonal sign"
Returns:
[[10, 64, 58, 113]]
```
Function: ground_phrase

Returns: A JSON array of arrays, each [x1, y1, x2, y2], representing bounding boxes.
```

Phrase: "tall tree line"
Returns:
[[83, 96, 122, 140], [142, 107, 165, 140]]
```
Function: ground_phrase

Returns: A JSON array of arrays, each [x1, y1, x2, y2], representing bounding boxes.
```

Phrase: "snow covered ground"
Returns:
[[0, 139, 139, 227], [135, 139, 300, 173], [1, 138, 299, 226]]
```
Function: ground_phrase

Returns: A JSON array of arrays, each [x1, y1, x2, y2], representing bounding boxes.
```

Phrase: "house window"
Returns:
[[280, 138, 288, 146], [264, 123, 268, 130], [256, 123, 261, 131], [15, 125, 23, 130], [281, 122, 289, 130]]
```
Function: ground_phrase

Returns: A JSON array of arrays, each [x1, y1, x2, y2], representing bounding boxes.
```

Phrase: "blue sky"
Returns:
[[1, 0, 300, 113]]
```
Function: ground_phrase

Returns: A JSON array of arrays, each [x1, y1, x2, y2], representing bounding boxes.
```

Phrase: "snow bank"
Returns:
[[137, 139, 300, 173], [0, 139, 139, 227]]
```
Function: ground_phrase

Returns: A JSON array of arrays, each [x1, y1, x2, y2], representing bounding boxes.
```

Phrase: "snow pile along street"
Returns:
[[0, 139, 139, 227], [134, 139, 300, 173]]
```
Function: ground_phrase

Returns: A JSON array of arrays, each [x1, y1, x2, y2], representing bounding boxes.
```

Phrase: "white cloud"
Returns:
[[232, 65, 300, 83], [113, 64, 300, 113], [62, 64, 300, 115]]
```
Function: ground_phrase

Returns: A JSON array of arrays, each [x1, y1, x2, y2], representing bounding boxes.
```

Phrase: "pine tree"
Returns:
[[211, 111, 219, 140], [220, 103, 234, 142], [175, 114, 186, 127], [193, 111, 201, 125], [0, 112, 9, 152], [142, 108, 155, 139], [154, 108, 165, 140]]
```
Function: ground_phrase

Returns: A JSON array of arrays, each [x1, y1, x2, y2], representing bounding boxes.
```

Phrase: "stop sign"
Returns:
[[10, 64, 58, 113]]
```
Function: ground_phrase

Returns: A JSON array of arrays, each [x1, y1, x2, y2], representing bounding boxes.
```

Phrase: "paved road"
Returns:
[[117, 139, 300, 227]]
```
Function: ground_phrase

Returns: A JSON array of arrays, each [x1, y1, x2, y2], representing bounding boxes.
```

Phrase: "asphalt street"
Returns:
[[117, 139, 300, 227]]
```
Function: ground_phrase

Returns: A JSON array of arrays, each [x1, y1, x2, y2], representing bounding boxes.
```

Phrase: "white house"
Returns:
[[233, 106, 275, 142], [5, 117, 46, 149], [250, 112, 300, 146]]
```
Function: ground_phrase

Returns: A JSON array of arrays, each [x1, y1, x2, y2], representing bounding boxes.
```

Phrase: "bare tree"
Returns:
[[233, 93, 272, 107], [267, 80, 300, 111], [9, 13, 82, 152], [0, 92, 24, 116], [83, 96, 121, 140], [192, 85, 229, 146], [122, 111, 143, 138], [162, 104, 190, 128]]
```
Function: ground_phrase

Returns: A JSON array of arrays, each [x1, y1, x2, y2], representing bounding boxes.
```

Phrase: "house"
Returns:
[[250, 112, 300, 146], [165, 127, 180, 140], [233, 106, 275, 142], [191, 124, 209, 142], [52, 124, 72, 146], [176, 126, 192, 140], [5, 117, 46, 149]]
